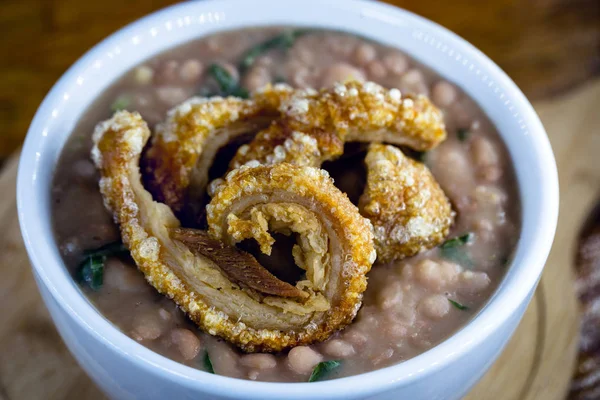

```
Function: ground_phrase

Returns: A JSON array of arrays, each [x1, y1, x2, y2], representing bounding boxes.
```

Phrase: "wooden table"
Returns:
[[0, 0, 598, 159]]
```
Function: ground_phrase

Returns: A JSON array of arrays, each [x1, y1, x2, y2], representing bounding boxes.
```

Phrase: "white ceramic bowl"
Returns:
[[17, 1, 559, 399]]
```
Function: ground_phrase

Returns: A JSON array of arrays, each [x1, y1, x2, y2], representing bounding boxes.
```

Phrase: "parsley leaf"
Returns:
[[77, 255, 105, 291], [309, 360, 341, 382], [441, 233, 473, 249], [208, 64, 249, 99], [203, 352, 215, 374], [240, 29, 311, 73], [440, 233, 474, 268], [77, 241, 129, 291], [448, 299, 469, 311]]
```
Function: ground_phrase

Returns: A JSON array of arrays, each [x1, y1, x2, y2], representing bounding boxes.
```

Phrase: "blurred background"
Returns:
[[0, 1, 598, 399], [0, 0, 598, 159]]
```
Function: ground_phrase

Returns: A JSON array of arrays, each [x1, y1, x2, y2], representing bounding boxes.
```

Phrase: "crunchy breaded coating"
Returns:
[[92, 111, 375, 352], [230, 80, 446, 169], [359, 144, 455, 263], [144, 84, 296, 215]]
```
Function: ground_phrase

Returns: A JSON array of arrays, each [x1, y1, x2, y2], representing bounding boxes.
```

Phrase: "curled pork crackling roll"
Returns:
[[143, 82, 453, 264], [92, 111, 375, 352], [230, 81, 447, 169], [144, 84, 296, 216], [360, 143, 455, 263], [228, 81, 454, 263]]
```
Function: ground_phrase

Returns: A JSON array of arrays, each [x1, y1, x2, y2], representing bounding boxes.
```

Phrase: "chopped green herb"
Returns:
[[110, 95, 131, 112], [77, 254, 105, 291], [208, 64, 249, 99], [440, 233, 473, 249], [77, 241, 129, 291], [203, 352, 215, 374], [309, 360, 341, 382], [441, 246, 474, 268], [440, 233, 474, 268], [448, 299, 469, 311], [239, 29, 311, 73], [208, 64, 238, 93], [457, 128, 470, 142], [274, 75, 287, 84]]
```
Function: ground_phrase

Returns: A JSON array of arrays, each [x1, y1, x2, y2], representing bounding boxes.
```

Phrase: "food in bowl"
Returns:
[[51, 27, 520, 383]]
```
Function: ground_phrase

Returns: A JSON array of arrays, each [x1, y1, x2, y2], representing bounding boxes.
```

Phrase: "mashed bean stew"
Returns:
[[52, 27, 520, 382]]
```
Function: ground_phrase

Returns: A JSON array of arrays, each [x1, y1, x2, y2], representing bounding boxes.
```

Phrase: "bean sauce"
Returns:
[[51, 27, 520, 382]]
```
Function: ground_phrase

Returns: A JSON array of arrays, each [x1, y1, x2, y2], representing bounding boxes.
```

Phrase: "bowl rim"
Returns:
[[17, 0, 559, 398]]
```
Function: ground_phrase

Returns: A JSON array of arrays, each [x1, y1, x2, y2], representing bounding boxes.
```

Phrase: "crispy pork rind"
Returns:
[[92, 111, 375, 352], [228, 81, 452, 262], [230, 80, 446, 169], [144, 84, 295, 215], [359, 144, 455, 263]]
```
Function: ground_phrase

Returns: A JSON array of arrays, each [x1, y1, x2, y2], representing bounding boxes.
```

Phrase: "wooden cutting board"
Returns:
[[1, 81, 599, 400]]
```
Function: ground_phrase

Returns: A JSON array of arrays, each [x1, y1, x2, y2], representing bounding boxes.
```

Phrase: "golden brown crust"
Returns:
[[231, 119, 343, 169], [144, 84, 296, 214], [92, 111, 375, 352], [359, 144, 455, 263], [207, 162, 376, 344], [92, 81, 451, 350], [227, 81, 451, 262], [230, 81, 446, 168]]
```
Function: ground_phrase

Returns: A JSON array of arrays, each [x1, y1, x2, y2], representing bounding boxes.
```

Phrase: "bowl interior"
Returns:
[[17, 0, 558, 398]]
